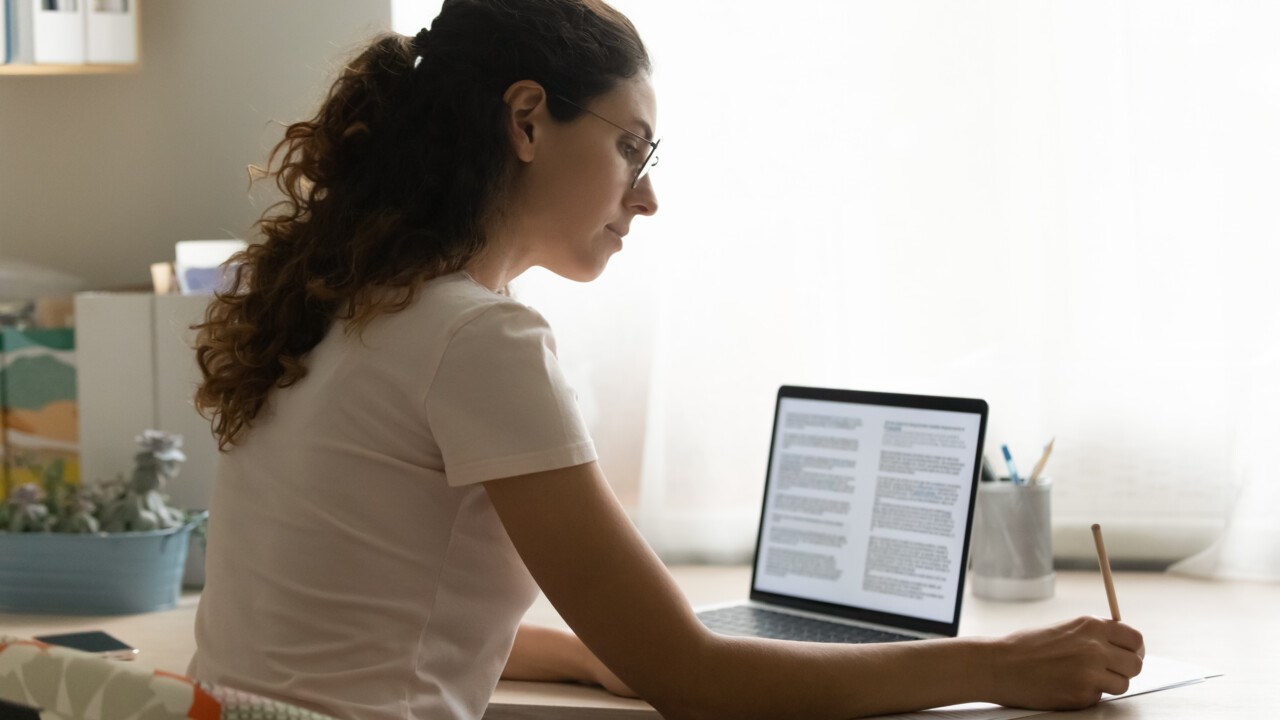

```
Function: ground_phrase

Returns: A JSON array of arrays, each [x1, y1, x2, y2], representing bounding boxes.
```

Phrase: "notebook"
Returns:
[[697, 385, 989, 643]]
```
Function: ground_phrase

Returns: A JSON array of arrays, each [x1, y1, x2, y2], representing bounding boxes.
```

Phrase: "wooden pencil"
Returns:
[[1091, 523, 1121, 621]]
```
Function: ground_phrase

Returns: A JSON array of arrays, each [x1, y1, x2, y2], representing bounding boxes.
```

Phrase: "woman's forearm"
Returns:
[[503, 623, 638, 697], [500, 618, 997, 719], [685, 615, 1139, 720], [501, 623, 593, 684], [688, 633, 997, 719]]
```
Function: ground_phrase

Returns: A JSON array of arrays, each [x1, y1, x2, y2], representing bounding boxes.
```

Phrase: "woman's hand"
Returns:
[[988, 615, 1145, 710]]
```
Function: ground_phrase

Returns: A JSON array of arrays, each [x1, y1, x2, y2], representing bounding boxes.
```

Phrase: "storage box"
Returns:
[[0, 327, 79, 498], [86, 0, 139, 65]]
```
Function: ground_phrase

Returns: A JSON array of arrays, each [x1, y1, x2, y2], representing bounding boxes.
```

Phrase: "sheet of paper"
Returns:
[[875, 655, 1214, 720]]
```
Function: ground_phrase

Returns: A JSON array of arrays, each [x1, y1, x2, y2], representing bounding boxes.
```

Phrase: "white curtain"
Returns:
[[394, 1, 1280, 565], [1169, 348, 1280, 581]]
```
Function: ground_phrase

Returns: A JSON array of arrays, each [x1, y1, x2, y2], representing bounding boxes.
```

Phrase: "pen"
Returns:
[[1001, 444, 1022, 485], [1091, 523, 1121, 621], [1028, 437, 1055, 483]]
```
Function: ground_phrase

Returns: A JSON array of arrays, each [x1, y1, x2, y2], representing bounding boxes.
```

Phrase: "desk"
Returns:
[[1, 568, 1272, 719]]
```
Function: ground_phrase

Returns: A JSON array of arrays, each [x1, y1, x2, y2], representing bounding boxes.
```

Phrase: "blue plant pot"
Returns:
[[0, 519, 202, 615]]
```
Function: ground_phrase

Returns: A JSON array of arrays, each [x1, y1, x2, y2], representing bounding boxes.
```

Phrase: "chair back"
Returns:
[[0, 636, 337, 720]]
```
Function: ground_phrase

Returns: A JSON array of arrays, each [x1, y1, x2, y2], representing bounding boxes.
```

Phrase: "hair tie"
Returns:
[[413, 28, 431, 56], [410, 28, 431, 69]]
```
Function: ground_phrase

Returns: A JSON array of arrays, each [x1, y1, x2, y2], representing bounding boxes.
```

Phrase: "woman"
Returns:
[[190, 1, 1144, 719]]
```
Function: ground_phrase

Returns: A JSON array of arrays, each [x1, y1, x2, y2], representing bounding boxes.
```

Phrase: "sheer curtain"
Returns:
[[393, 1, 1280, 565]]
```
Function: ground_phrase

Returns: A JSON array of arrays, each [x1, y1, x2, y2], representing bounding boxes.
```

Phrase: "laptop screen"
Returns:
[[750, 386, 988, 634]]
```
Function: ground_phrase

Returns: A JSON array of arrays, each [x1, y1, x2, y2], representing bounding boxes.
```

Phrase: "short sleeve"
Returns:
[[425, 301, 597, 486]]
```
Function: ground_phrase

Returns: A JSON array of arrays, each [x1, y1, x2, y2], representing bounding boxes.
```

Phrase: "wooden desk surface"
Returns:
[[1, 567, 1273, 719]]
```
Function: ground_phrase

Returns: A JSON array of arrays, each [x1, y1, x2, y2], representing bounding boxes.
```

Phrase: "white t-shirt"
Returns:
[[189, 272, 597, 720]]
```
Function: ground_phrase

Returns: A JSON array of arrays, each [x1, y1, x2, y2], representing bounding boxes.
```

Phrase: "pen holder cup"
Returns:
[[970, 479, 1054, 601]]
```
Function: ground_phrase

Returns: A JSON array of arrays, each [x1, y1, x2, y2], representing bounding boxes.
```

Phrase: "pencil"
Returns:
[[1091, 523, 1121, 621], [1028, 437, 1055, 483]]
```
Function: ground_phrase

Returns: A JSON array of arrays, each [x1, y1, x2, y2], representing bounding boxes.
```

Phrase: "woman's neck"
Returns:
[[465, 215, 538, 291]]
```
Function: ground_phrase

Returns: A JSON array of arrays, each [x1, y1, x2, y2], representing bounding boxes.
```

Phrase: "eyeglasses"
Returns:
[[554, 95, 660, 189]]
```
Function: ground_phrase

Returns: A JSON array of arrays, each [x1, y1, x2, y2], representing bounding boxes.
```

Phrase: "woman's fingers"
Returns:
[[1102, 669, 1133, 697], [1106, 620, 1145, 653], [1110, 646, 1144, 678], [1104, 620, 1145, 680]]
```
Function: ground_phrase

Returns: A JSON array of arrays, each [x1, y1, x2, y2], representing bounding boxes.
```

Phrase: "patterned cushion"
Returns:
[[0, 637, 336, 720]]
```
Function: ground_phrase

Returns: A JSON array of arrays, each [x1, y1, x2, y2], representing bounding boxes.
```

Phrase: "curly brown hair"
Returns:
[[194, 0, 649, 450]]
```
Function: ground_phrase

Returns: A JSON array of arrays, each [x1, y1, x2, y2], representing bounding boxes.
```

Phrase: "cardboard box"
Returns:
[[0, 327, 79, 498]]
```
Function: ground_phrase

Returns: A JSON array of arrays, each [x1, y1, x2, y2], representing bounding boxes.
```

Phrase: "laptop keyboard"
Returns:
[[697, 605, 917, 644]]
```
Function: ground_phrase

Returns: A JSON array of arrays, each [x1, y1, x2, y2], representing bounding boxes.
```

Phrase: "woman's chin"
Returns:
[[542, 254, 613, 283]]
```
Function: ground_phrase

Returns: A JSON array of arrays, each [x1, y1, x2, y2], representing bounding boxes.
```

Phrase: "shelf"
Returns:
[[0, 63, 140, 76], [4, 0, 142, 76]]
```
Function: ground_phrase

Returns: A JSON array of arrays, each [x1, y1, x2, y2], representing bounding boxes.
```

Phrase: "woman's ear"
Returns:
[[503, 80, 547, 163]]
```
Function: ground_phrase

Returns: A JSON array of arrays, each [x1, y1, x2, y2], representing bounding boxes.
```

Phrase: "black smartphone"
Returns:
[[0, 697, 42, 720], [33, 631, 138, 660]]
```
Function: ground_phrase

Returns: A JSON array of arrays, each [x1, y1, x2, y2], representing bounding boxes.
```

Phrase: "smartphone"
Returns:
[[0, 698, 41, 720], [32, 631, 138, 661]]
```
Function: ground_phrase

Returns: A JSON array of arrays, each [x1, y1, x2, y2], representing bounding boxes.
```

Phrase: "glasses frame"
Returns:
[[553, 94, 659, 189]]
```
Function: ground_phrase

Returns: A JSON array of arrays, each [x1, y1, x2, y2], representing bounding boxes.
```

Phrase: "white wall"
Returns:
[[0, 1, 391, 290]]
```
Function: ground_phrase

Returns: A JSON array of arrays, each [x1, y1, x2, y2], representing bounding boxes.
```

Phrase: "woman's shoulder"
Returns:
[[416, 271, 525, 317], [393, 272, 548, 340]]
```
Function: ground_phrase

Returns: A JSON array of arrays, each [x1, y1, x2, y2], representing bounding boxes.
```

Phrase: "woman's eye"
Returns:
[[619, 141, 640, 159]]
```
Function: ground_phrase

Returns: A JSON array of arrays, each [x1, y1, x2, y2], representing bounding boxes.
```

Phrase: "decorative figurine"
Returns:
[[99, 430, 188, 533]]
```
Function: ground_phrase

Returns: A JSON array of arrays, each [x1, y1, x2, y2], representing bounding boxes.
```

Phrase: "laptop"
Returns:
[[697, 385, 989, 644]]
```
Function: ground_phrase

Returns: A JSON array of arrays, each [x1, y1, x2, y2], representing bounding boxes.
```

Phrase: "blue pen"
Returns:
[[1001, 444, 1022, 485]]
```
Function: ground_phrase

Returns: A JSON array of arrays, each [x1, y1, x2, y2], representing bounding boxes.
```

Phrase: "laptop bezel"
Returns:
[[747, 385, 989, 639]]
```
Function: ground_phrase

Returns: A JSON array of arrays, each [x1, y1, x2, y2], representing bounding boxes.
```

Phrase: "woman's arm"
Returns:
[[484, 461, 1143, 720], [501, 623, 636, 697]]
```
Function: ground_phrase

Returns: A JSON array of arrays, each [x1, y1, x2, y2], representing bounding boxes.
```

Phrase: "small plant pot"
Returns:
[[0, 517, 203, 615]]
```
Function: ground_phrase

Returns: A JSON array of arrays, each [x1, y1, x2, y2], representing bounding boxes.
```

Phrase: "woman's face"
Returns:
[[516, 76, 659, 282]]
